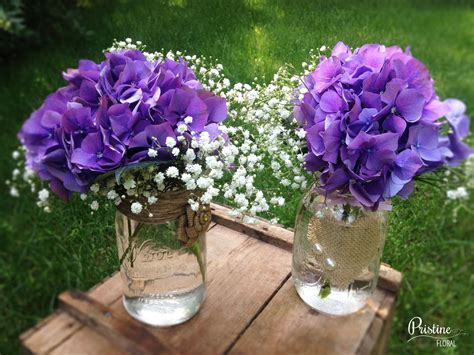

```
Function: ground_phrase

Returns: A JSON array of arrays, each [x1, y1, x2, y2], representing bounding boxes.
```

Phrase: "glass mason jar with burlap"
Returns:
[[292, 186, 388, 315], [115, 190, 210, 326]]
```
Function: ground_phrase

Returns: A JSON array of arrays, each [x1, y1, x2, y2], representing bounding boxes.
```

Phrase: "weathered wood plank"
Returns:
[[107, 224, 293, 354], [211, 203, 294, 251], [355, 316, 384, 355], [58, 290, 174, 355], [372, 292, 397, 355], [229, 279, 389, 355], [47, 222, 291, 354], [20, 311, 83, 355], [49, 326, 127, 355], [88, 272, 122, 305], [377, 265, 403, 294]]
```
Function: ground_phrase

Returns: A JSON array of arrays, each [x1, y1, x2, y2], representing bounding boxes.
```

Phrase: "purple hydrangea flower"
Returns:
[[18, 49, 228, 199], [295, 42, 473, 209]]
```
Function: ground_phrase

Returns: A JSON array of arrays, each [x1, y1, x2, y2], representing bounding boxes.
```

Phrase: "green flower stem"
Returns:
[[187, 241, 206, 282]]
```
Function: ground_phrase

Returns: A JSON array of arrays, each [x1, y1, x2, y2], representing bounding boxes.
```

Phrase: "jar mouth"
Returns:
[[309, 183, 392, 212], [117, 189, 203, 223]]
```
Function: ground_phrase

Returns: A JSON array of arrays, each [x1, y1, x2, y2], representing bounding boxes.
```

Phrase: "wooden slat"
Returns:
[[88, 272, 122, 305], [356, 293, 398, 355], [20, 275, 125, 355], [228, 278, 389, 355], [49, 326, 127, 355], [58, 290, 174, 355], [377, 264, 403, 293], [106, 224, 293, 354], [211, 203, 294, 251], [20, 311, 83, 354], [372, 293, 397, 355], [356, 316, 384, 355]]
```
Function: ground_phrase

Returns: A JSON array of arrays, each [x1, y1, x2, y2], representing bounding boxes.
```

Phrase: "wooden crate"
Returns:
[[20, 204, 402, 355]]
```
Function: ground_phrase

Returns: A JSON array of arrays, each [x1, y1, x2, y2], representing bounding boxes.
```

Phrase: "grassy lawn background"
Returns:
[[1, 0, 473, 353]]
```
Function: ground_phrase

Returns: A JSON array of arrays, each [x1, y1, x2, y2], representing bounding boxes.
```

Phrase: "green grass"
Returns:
[[1, 0, 474, 353]]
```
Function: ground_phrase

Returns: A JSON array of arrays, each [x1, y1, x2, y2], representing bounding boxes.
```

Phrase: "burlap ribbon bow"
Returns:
[[177, 204, 211, 246]]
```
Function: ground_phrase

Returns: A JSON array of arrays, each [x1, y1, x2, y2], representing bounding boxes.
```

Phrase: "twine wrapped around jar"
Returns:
[[307, 211, 385, 288], [117, 190, 211, 247]]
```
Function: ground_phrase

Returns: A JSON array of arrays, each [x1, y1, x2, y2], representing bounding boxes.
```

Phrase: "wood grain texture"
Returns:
[[20, 214, 401, 355], [372, 293, 397, 355], [108, 224, 293, 354], [228, 279, 390, 355], [356, 316, 384, 355], [20, 311, 83, 354], [49, 326, 127, 355], [19, 274, 125, 354], [377, 264, 403, 293], [58, 290, 174, 355], [211, 203, 294, 251]]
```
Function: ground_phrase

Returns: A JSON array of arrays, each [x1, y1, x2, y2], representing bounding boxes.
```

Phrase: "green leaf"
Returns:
[[319, 280, 331, 299]]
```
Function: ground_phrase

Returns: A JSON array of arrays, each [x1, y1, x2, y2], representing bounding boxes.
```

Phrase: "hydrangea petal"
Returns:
[[395, 89, 425, 122]]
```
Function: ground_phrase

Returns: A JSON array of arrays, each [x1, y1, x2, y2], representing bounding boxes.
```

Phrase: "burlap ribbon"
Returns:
[[307, 211, 385, 288], [117, 190, 211, 247]]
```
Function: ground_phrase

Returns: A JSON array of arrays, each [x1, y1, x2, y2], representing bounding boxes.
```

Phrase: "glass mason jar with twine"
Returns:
[[115, 189, 211, 326], [292, 184, 388, 315]]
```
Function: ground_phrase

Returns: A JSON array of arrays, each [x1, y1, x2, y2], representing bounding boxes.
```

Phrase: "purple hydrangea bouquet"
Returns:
[[295, 42, 472, 208], [9, 40, 281, 217], [7, 39, 283, 326], [236, 42, 472, 315]]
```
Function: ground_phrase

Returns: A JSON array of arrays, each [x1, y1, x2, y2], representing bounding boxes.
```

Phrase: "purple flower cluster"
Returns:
[[18, 50, 227, 200], [295, 42, 472, 209]]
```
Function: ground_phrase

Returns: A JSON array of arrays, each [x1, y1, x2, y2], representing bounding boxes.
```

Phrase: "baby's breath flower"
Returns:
[[188, 199, 199, 211], [90, 201, 99, 211], [177, 124, 187, 134], [154, 172, 165, 184], [165, 137, 176, 148], [148, 196, 158, 204], [9, 186, 19, 197], [107, 190, 119, 200], [166, 166, 179, 178], [148, 148, 158, 158], [123, 178, 136, 190], [131, 202, 143, 214], [38, 188, 49, 202]]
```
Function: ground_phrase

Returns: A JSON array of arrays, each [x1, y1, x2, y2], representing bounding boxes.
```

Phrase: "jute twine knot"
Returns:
[[117, 190, 211, 247]]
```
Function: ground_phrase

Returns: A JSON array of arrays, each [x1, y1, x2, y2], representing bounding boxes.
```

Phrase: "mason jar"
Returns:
[[115, 190, 208, 326], [292, 186, 388, 315]]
